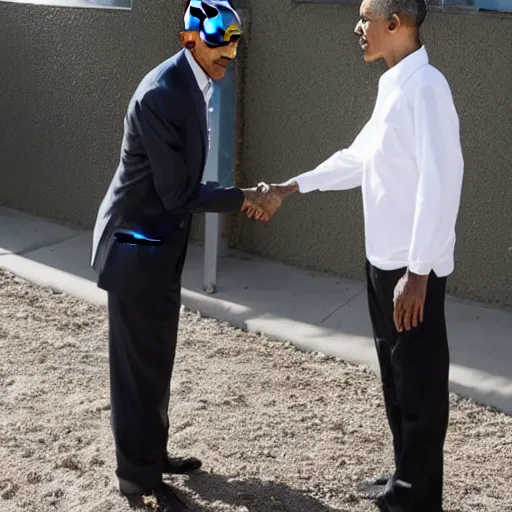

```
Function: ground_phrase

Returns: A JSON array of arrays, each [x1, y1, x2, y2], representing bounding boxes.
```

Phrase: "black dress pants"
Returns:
[[107, 275, 181, 492], [366, 261, 449, 512]]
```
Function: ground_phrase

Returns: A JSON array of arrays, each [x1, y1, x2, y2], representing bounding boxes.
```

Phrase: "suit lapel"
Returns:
[[177, 50, 208, 156]]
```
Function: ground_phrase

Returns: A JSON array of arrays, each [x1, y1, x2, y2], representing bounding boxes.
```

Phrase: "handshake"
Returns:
[[240, 181, 299, 222]]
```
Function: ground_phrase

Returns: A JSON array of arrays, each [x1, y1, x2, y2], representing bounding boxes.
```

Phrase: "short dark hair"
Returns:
[[371, 0, 427, 27]]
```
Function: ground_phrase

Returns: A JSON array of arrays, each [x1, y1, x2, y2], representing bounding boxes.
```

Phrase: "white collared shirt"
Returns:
[[185, 49, 213, 117], [294, 47, 464, 277]]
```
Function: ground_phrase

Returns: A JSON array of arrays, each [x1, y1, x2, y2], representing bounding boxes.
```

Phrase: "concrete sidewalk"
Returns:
[[1, 206, 511, 414]]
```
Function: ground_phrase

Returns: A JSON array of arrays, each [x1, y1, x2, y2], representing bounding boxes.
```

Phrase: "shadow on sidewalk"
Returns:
[[1, 206, 512, 415], [182, 470, 336, 511]]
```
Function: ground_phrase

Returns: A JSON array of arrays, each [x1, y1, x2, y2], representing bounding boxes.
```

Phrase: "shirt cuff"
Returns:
[[294, 172, 318, 194], [408, 261, 433, 276]]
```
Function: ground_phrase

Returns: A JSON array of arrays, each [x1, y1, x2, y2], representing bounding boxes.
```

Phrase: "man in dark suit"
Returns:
[[91, 1, 279, 508]]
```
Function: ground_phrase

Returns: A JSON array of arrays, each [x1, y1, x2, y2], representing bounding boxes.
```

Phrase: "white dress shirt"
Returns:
[[294, 47, 464, 277], [185, 49, 213, 126]]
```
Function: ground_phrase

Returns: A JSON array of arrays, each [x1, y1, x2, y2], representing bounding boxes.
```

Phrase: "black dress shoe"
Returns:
[[374, 480, 414, 512], [357, 474, 393, 499], [370, 475, 392, 486], [121, 481, 188, 511], [163, 455, 202, 475]]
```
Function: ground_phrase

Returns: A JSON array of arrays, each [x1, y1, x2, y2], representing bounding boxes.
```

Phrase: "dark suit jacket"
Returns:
[[91, 49, 244, 298]]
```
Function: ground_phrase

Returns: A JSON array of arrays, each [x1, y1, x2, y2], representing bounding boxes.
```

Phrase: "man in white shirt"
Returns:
[[256, 0, 464, 510]]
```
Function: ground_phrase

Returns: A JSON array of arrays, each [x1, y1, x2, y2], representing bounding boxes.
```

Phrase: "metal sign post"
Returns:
[[202, 63, 237, 294]]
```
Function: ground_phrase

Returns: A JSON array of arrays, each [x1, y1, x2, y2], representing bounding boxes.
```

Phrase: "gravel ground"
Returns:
[[0, 269, 511, 512]]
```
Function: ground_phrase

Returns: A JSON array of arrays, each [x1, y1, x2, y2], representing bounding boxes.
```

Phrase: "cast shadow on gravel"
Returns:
[[182, 471, 336, 511]]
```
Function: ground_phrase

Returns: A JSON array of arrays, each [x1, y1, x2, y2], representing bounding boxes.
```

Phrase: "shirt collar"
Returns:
[[379, 46, 429, 91], [185, 49, 212, 100]]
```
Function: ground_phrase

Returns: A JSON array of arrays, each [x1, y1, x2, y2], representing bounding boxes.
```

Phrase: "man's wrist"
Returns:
[[275, 181, 299, 198], [407, 269, 429, 282], [241, 187, 258, 202]]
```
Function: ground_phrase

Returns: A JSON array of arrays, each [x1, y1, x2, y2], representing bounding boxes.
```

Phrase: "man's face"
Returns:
[[181, 31, 239, 81], [354, 0, 392, 63]]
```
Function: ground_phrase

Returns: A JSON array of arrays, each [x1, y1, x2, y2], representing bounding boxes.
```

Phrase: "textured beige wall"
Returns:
[[0, 0, 185, 226], [236, 2, 512, 307], [1, 1, 510, 306]]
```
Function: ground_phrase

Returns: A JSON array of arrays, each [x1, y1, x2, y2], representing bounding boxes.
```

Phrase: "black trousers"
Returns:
[[107, 275, 181, 491], [366, 261, 449, 512]]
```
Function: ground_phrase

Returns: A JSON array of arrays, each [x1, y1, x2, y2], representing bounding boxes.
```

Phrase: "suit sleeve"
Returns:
[[135, 89, 244, 214]]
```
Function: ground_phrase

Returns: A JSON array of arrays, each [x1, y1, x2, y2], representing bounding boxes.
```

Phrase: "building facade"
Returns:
[[0, 0, 510, 306]]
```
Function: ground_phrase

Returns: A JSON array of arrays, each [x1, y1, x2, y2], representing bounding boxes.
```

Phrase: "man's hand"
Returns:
[[240, 183, 282, 222], [393, 271, 429, 332], [269, 181, 300, 200], [242, 181, 299, 221]]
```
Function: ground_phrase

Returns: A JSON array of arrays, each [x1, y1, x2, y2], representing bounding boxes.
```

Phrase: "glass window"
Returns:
[[294, 0, 512, 12], [428, 0, 512, 10], [0, 0, 131, 9]]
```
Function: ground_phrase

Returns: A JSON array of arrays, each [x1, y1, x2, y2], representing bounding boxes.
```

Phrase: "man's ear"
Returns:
[[180, 31, 197, 49], [388, 13, 401, 32]]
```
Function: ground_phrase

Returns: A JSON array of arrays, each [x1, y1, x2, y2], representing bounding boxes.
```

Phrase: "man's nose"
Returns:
[[225, 42, 238, 60], [354, 20, 363, 35]]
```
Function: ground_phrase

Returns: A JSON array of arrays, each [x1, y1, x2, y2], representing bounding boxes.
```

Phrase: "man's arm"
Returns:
[[292, 146, 364, 194], [408, 83, 464, 275], [135, 90, 278, 218], [243, 144, 364, 220], [393, 83, 464, 332], [188, 181, 281, 220]]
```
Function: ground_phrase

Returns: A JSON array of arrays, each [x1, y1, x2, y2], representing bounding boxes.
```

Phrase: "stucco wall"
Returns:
[[236, 2, 512, 307], [0, 0, 184, 226], [1, 0, 510, 306]]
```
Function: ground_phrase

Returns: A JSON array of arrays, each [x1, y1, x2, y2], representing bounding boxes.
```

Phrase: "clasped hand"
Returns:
[[240, 181, 299, 222]]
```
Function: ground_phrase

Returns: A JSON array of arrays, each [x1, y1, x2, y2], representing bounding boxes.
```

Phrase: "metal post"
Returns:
[[203, 63, 238, 294], [203, 0, 249, 294], [203, 213, 220, 294]]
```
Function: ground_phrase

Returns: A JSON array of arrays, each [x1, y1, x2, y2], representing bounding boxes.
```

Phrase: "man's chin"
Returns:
[[210, 71, 226, 82], [209, 69, 227, 81], [362, 51, 378, 63]]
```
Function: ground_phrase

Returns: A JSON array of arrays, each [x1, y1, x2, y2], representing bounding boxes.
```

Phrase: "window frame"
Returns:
[[0, 0, 132, 10], [292, 0, 512, 15]]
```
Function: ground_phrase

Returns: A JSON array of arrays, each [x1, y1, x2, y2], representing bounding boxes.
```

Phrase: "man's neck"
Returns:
[[186, 49, 212, 83], [384, 39, 422, 69], [193, 55, 211, 81]]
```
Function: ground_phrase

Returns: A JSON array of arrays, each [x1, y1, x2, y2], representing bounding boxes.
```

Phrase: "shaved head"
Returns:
[[370, 0, 427, 27]]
